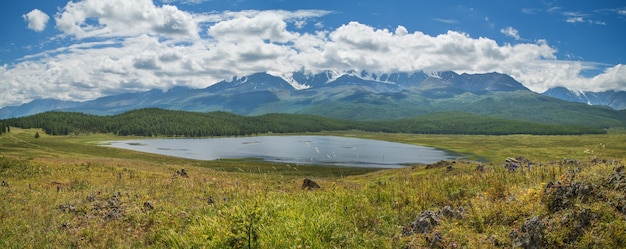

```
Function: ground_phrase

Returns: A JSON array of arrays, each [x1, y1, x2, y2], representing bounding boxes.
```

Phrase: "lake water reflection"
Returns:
[[105, 136, 456, 168]]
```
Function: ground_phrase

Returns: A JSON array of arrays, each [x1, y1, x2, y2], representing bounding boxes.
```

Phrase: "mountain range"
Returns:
[[542, 87, 626, 110], [1, 70, 625, 128]]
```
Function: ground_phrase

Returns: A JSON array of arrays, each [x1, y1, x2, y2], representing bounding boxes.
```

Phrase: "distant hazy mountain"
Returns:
[[1, 70, 625, 128], [542, 87, 626, 110], [0, 99, 81, 119]]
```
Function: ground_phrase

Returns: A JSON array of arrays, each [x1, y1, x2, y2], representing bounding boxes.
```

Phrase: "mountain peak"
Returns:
[[207, 72, 295, 93]]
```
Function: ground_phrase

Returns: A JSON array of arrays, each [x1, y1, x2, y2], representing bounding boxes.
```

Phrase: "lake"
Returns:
[[105, 135, 456, 168]]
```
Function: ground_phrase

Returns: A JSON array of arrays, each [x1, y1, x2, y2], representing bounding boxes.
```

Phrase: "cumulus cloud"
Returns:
[[0, 2, 624, 108], [587, 64, 626, 91], [23, 9, 50, 32], [208, 11, 298, 42], [500, 26, 521, 40], [54, 0, 198, 39]]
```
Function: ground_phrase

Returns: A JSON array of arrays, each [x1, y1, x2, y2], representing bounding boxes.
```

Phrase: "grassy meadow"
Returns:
[[1, 128, 626, 248]]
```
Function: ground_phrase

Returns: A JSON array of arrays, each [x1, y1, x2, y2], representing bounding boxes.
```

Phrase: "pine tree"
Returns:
[[34, 132, 40, 139]]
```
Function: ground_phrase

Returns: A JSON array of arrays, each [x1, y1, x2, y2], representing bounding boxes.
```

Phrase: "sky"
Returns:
[[0, 0, 625, 108]]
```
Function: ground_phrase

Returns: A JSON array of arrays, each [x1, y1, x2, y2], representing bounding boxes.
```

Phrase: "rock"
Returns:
[[571, 182, 594, 202], [104, 209, 123, 221], [440, 205, 465, 219], [542, 181, 595, 212], [1, 180, 7, 187], [143, 201, 154, 211], [301, 178, 320, 190], [174, 168, 189, 177], [487, 235, 501, 247], [61, 222, 71, 229], [59, 204, 76, 213], [510, 216, 544, 249], [576, 208, 593, 230], [208, 196, 214, 205], [180, 168, 188, 177], [562, 208, 595, 243], [476, 165, 485, 172], [446, 164, 453, 171], [561, 158, 580, 165], [402, 206, 465, 236], [503, 159, 519, 172], [98, 195, 124, 221], [429, 232, 444, 248], [503, 156, 535, 172], [506, 157, 520, 164], [426, 160, 451, 169], [607, 165, 626, 190], [402, 210, 439, 235]]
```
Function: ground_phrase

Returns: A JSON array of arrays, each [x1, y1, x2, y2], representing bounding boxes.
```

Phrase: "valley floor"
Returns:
[[1, 128, 625, 248]]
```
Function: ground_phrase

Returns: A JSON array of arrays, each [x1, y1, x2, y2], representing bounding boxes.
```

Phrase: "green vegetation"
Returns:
[[1, 127, 625, 248], [2, 108, 606, 136], [301, 91, 626, 128], [376, 112, 606, 135]]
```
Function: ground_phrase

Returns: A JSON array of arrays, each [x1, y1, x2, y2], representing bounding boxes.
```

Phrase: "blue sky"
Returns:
[[0, 0, 625, 108]]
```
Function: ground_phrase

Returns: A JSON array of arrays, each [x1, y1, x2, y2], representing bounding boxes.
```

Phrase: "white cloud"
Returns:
[[0, 4, 624, 108], [484, 16, 495, 28], [500, 26, 521, 40], [566, 17, 585, 23], [588, 64, 626, 91], [558, 10, 606, 25], [208, 11, 298, 43], [54, 0, 199, 39], [432, 18, 458, 24], [23, 9, 50, 32], [161, 0, 211, 4], [395, 25, 408, 36]]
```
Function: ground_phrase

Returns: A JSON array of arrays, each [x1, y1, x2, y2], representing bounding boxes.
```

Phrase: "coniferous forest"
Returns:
[[1, 108, 606, 136]]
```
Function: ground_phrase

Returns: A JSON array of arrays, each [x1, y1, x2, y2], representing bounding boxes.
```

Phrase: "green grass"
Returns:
[[322, 131, 626, 162], [1, 128, 625, 248]]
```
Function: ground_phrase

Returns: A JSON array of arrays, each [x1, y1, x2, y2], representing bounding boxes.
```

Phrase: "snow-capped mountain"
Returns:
[[542, 87, 626, 110]]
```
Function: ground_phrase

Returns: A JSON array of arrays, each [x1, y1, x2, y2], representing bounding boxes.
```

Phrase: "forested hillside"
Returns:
[[1, 108, 605, 136], [376, 112, 605, 135]]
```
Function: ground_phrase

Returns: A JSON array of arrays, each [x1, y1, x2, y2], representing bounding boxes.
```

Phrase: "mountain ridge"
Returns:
[[542, 87, 626, 110], [1, 70, 624, 129]]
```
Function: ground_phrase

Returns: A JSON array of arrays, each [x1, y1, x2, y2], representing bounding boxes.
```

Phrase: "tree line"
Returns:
[[0, 108, 606, 137]]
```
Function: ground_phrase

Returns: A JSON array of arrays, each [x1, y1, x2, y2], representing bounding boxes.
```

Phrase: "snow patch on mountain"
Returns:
[[273, 71, 310, 90]]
